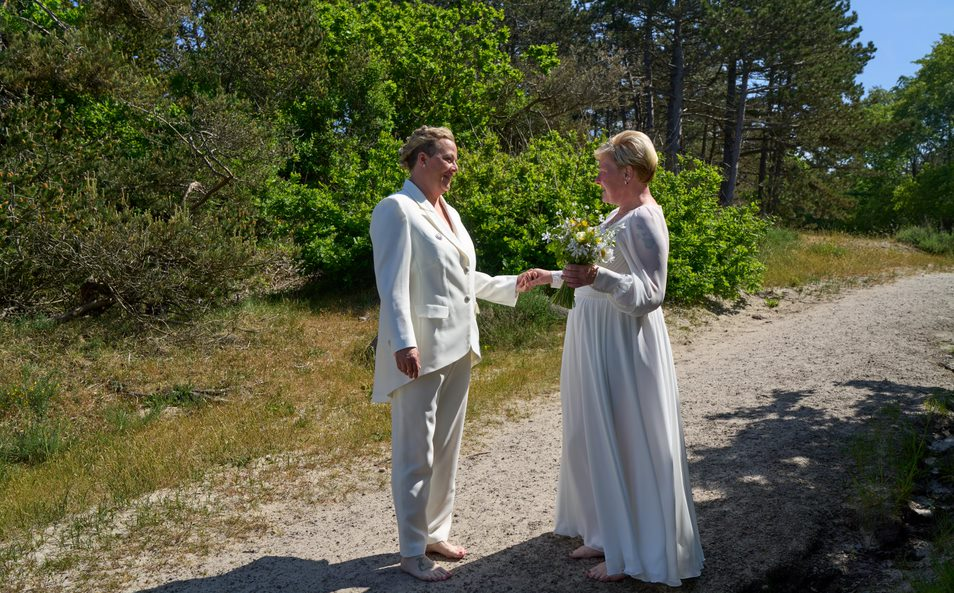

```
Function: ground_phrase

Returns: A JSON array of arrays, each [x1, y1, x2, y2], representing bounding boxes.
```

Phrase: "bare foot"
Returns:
[[400, 555, 452, 581], [426, 540, 467, 560], [585, 562, 626, 582], [569, 545, 605, 559]]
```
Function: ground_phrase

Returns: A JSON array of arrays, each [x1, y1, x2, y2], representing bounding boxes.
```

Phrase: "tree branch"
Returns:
[[31, 0, 71, 31]]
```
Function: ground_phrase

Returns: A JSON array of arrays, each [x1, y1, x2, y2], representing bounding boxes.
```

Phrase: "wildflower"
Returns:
[[545, 212, 619, 308]]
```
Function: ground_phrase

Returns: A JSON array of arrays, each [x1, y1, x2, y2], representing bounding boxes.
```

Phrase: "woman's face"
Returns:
[[594, 153, 629, 206], [421, 139, 459, 196]]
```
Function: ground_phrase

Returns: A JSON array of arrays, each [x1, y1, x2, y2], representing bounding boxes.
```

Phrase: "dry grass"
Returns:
[[0, 290, 564, 581], [2, 228, 951, 588], [759, 229, 954, 289], [0, 295, 389, 537]]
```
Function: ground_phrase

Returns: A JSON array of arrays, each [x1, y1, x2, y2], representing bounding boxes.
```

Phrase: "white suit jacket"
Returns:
[[370, 180, 518, 403]]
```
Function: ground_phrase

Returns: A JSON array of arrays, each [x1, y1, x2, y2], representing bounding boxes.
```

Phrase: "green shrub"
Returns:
[[892, 163, 954, 230], [895, 225, 954, 255], [0, 420, 70, 466], [260, 134, 405, 286], [0, 367, 58, 420], [458, 141, 766, 303], [650, 159, 766, 301], [1, 178, 265, 321], [451, 132, 605, 275]]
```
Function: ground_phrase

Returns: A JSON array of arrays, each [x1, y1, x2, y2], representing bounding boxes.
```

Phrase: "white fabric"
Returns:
[[390, 354, 472, 557], [553, 204, 704, 585], [370, 179, 519, 558], [370, 179, 518, 403]]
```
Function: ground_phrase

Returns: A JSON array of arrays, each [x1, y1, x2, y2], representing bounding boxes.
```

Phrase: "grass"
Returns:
[[896, 225, 954, 256], [0, 289, 565, 584], [847, 402, 931, 531], [1, 227, 951, 589], [848, 387, 954, 591], [911, 515, 954, 593], [758, 227, 954, 289]]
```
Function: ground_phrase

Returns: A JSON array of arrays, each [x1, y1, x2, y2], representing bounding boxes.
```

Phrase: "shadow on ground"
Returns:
[[135, 539, 682, 593], [136, 378, 942, 593]]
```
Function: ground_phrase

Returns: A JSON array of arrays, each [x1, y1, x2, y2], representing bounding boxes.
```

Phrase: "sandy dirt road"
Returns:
[[41, 272, 954, 593]]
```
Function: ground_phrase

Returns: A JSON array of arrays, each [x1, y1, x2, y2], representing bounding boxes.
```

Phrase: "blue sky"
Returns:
[[851, 0, 954, 92]]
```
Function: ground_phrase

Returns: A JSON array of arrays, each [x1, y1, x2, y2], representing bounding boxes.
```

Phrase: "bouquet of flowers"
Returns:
[[544, 212, 619, 308]]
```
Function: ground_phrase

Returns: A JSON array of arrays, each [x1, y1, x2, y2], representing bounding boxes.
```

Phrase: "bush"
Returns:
[[260, 134, 405, 286], [652, 160, 767, 301], [240, 130, 767, 304], [895, 225, 954, 255], [451, 132, 605, 275], [0, 5, 288, 322], [455, 139, 766, 303], [892, 164, 954, 230], [1, 178, 265, 321]]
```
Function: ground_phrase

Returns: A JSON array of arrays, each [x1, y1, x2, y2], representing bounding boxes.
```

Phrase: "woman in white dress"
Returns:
[[519, 131, 704, 584]]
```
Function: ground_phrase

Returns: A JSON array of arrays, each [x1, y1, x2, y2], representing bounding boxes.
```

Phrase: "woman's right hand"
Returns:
[[395, 347, 421, 379], [517, 268, 552, 290]]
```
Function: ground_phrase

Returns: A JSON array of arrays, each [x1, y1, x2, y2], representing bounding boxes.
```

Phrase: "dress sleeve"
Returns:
[[590, 207, 669, 316], [370, 197, 415, 353]]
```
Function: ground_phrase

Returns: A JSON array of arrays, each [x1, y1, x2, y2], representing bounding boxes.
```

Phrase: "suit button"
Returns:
[[464, 296, 471, 303]]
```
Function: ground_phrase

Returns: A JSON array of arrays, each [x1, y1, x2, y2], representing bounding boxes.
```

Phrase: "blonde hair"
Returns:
[[594, 130, 658, 183], [398, 126, 456, 170]]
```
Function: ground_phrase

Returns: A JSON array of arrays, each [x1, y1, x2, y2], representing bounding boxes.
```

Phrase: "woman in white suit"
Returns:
[[370, 126, 526, 581]]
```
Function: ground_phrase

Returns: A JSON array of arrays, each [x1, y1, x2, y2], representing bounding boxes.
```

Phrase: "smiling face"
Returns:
[[416, 138, 459, 201], [594, 153, 630, 206]]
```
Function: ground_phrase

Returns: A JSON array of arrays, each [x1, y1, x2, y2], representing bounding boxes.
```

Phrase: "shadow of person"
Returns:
[[134, 537, 686, 593], [135, 554, 403, 593]]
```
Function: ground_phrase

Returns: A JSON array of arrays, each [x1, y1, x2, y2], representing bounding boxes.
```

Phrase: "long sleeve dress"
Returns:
[[553, 203, 704, 586]]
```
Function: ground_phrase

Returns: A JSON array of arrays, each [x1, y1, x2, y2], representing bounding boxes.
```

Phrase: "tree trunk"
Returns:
[[719, 59, 749, 206], [757, 130, 770, 214], [700, 118, 708, 165], [665, 6, 684, 173], [642, 12, 655, 134], [758, 68, 777, 214]]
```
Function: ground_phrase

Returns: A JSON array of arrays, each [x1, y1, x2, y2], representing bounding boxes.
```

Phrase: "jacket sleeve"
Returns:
[[591, 207, 669, 316], [474, 272, 519, 307], [370, 197, 416, 353]]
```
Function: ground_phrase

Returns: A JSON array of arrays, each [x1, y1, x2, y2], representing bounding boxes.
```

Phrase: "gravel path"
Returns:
[[49, 272, 954, 593]]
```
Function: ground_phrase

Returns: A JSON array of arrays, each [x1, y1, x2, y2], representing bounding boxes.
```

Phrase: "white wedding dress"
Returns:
[[553, 203, 704, 585]]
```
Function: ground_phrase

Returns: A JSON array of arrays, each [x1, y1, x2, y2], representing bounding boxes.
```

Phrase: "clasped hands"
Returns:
[[394, 265, 598, 378], [517, 264, 599, 291]]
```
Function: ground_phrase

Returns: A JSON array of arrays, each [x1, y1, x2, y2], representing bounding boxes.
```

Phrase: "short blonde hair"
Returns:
[[398, 126, 456, 170], [594, 130, 658, 183]]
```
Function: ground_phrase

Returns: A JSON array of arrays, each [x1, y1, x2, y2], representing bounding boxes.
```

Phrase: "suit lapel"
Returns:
[[401, 180, 472, 268]]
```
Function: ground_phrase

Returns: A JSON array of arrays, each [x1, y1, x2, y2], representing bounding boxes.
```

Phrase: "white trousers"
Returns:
[[390, 354, 472, 557]]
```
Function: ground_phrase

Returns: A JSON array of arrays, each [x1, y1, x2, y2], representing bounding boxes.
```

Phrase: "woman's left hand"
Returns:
[[562, 264, 598, 288]]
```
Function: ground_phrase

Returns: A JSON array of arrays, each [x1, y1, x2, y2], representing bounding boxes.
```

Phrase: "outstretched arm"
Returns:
[[517, 268, 561, 290]]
